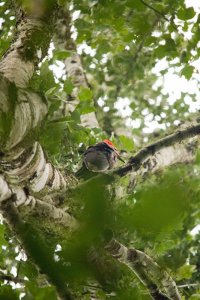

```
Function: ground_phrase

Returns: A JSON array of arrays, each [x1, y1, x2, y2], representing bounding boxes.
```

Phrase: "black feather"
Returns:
[[75, 142, 114, 180]]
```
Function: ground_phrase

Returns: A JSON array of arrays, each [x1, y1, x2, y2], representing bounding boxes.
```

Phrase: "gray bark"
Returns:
[[106, 239, 181, 300], [0, 2, 198, 300], [53, 6, 99, 128]]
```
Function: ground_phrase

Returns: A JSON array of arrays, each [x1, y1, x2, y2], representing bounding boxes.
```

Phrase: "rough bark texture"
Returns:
[[0, 2, 72, 200], [0, 197, 74, 300], [54, 6, 99, 128], [0, 4, 75, 297], [0, 2, 53, 88], [0, 2, 52, 149], [2, 142, 68, 194], [0, 175, 76, 229], [106, 239, 181, 300], [112, 124, 200, 198], [82, 127, 199, 200], [116, 123, 200, 177], [0, 2, 198, 300]]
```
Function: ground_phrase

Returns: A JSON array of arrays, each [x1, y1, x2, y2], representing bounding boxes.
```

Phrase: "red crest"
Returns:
[[103, 139, 115, 148], [103, 139, 119, 155]]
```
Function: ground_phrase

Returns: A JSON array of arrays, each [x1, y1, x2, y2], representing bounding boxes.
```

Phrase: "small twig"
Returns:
[[0, 272, 25, 284], [0, 265, 25, 284], [140, 0, 169, 22], [178, 283, 200, 288], [132, 17, 159, 63], [115, 123, 200, 177], [16, 260, 22, 279]]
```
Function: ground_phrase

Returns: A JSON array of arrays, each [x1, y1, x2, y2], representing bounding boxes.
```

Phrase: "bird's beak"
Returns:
[[118, 155, 125, 163], [114, 148, 125, 163]]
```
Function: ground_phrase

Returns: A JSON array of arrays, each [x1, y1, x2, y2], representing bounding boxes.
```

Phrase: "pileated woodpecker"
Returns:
[[75, 139, 124, 179]]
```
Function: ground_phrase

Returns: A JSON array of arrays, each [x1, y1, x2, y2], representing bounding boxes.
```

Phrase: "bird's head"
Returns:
[[103, 139, 125, 162], [103, 139, 116, 150]]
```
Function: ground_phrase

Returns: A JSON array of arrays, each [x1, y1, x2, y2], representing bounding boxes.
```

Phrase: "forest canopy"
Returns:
[[0, 0, 200, 299]]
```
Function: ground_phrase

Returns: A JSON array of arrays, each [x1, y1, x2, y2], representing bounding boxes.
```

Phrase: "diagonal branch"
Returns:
[[140, 0, 170, 23], [106, 239, 181, 300], [115, 123, 200, 177]]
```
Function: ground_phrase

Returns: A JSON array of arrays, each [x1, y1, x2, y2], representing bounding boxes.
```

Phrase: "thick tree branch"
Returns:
[[0, 4, 78, 296], [0, 83, 48, 150], [77, 123, 199, 200], [0, 1, 56, 88], [116, 123, 200, 177], [0, 197, 74, 300], [2, 142, 69, 195], [0, 173, 181, 300], [0, 2, 193, 300], [0, 175, 77, 229], [0, 0, 55, 149], [106, 239, 181, 300], [53, 6, 99, 128], [0, 3, 75, 198]]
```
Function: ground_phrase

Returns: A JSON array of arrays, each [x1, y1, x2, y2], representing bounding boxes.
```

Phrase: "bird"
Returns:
[[75, 139, 124, 179]]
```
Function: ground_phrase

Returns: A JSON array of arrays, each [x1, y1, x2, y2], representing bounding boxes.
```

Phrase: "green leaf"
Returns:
[[176, 264, 196, 280], [19, 260, 38, 280], [97, 41, 111, 54], [64, 79, 74, 94], [76, 101, 95, 115], [57, 0, 67, 6], [119, 135, 134, 151], [189, 294, 200, 299], [78, 87, 93, 101], [177, 7, 195, 20], [196, 150, 200, 163], [40, 122, 66, 156], [71, 109, 81, 123], [181, 65, 194, 80], [119, 169, 190, 238], [39, 61, 56, 92], [23, 283, 57, 300], [45, 87, 58, 96], [53, 49, 71, 60], [154, 46, 167, 59], [126, 0, 144, 10], [0, 223, 7, 247], [0, 285, 19, 300]]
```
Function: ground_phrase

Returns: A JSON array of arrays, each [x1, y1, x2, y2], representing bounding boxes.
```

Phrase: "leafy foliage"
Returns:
[[0, 0, 200, 299]]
